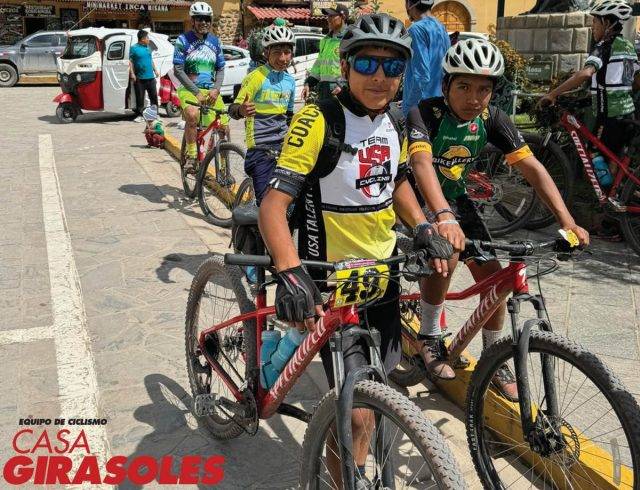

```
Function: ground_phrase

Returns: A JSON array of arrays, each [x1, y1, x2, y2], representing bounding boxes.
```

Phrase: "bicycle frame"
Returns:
[[558, 110, 640, 211], [195, 112, 223, 162], [198, 289, 368, 420], [400, 259, 529, 361]]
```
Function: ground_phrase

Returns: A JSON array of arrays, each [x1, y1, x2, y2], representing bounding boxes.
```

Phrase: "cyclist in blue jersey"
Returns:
[[229, 24, 296, 205], [402, 0, 450, 115], [173, 1, 227, 172]]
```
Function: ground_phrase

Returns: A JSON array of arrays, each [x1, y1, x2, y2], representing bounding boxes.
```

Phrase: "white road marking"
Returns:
[[39, 134, 111, 484], [0, 326, 53, 345]]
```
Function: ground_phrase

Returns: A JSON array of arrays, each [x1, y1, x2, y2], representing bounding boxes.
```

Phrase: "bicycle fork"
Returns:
[[330, 326, 391, 490], [508, 294, 565, 456]]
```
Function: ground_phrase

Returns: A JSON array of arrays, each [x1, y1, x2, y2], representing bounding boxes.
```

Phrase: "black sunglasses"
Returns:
[[348, 55, 406, 78], [193, 16, 212, 23]]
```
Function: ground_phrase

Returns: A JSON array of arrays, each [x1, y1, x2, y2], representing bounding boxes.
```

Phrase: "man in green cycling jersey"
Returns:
[[173, 1, 228, 172], [408, 39, 589, 401], [301, 4, 349, 101], [260, 14, 452, 486]]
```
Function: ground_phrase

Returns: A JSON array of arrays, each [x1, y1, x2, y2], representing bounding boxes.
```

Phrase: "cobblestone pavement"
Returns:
[[0, 86, 638, 489]]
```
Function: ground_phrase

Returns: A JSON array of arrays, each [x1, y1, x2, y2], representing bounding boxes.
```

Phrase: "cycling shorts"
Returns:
[[244, 144, 281, 205], [177, 87, 229, 127], [320, 274, 401, 389]]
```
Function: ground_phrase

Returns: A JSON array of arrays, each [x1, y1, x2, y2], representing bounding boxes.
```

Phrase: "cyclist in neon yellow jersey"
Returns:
[[228, 24, 296, 204], [173, 1, 228, 172]]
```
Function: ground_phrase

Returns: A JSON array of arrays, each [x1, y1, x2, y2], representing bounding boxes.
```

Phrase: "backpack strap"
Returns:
[[387, 101, 406, 148], [309, 97, 357, 182]]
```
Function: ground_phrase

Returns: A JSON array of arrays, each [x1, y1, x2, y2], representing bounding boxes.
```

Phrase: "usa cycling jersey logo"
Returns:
[[356, 143, 392, 198]]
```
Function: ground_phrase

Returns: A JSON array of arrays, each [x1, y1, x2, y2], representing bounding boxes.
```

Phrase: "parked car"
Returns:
[[0, 31, 67, 87], [218, 27, 324, 101]]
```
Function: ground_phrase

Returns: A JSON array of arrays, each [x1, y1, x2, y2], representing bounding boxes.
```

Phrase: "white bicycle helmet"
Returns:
[[590, 0, 632, 21], [190, 1, 213, 17], [340, 13, 412, 60], [262, 24, 295, 48], [442, 38, 504, 78]]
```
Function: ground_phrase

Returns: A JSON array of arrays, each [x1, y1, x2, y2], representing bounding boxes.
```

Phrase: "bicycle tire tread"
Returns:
[[466, 330, 640, 489], [185, 255, 256, 440], [300, 379, 467, 489]]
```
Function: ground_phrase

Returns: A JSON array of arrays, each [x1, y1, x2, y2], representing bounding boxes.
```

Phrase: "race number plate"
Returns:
[[332, 264, 390, 307]]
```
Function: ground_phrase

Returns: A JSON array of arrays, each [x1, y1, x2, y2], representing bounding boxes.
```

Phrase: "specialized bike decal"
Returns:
[[569, 128, 606, 201], [332, 265, 390, 307]]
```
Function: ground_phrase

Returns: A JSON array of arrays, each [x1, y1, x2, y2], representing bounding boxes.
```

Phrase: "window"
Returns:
[[26, 34, 56, 47], [223, 48, 244, 61], [55, 34, 68, 47], [304, 37, 321, 55], [148, 40, 158, 53], [295, 38, 307, 57], [61, 36, 97, 59], [106, 41, 125, 60]]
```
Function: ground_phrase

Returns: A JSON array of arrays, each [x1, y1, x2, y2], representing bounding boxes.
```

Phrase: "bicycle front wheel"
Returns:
[[198, 142, 246, 228], [180, 134, 199, 199], [466, 331, 640, 489], [300, 380, 466, 489], [524, 133, 575, 231]]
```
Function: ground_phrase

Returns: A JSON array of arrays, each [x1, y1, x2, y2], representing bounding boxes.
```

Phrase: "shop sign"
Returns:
[[84, 2, 169, 12], [0, 4, 23, 15], [310, 0, 349, 17], [525, 61, 554, 82], [24, 4, 56, 17]]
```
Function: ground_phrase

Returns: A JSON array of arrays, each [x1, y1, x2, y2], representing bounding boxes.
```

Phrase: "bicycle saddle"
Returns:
[[232, 204, 259, 227]]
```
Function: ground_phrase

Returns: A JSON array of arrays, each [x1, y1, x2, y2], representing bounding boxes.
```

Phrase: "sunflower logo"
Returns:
[[439, 145, 471, 181]]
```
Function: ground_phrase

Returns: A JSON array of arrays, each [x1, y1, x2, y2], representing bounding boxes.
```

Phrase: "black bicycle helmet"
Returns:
[[340, 13, 413, 60]]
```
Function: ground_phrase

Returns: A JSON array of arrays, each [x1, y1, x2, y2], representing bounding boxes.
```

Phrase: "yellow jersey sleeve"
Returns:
[[505, 145, 533, 166], [233, 68, 264, 105], [277, 104, 326, 176]]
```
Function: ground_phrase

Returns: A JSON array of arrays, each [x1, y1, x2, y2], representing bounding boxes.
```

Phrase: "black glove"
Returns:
[[413, 222, 454, 260], [275, 266, 322, 323]]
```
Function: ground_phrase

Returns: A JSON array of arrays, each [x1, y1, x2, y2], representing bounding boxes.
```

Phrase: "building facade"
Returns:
[[0, 0, 244, 45]]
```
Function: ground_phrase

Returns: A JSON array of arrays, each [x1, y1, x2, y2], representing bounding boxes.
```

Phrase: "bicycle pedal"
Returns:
[[194, 393, 217, 417], [607, 197, 627, 213], [451, 354, 470, 369]]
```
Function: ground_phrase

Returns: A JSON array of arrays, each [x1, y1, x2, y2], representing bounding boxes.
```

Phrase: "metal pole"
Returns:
[[497, 0, 505, 19]]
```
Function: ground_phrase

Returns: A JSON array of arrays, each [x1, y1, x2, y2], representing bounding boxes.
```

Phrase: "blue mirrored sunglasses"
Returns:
[[348, 55, 406, 78]]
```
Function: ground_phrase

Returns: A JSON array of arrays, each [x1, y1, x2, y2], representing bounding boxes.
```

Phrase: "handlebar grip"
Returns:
[[224, 254, 272, 267]]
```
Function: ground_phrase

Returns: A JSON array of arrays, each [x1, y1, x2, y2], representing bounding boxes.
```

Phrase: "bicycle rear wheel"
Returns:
[[620, 168, 640, 256], [185, 255, 256, 440], [466, 331, 640, 489], [180, 134, 199, 199], [524, 134, 575, 231], [198, 142, 246, 228], [300, 380, 466, 489], [471, 134, 539, 237]]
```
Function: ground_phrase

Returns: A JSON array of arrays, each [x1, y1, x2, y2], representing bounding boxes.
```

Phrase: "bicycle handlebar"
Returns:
[[185, 100, 228, 114], [225, 237, 578, 270]]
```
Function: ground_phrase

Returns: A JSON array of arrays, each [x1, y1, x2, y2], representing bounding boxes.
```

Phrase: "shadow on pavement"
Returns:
[[156, 252, 216, 284], [117, 371, 312, 489], [118, 183, 205, 222], [38, 113, 136, 125]]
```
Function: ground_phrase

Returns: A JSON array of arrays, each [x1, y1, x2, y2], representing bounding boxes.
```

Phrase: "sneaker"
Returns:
[[419, 336, 455, 380], [133, 116, 145, 123], [491, 364, 519, 402]]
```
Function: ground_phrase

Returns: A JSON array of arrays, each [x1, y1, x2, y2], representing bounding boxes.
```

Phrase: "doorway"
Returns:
[[24, 18, 47, 35]]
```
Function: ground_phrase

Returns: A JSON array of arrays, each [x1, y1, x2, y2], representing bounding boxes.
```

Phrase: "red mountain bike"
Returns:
[[530, 96, 640, 255], [392, 237, 640, 488], [185, 223, 466, 488]]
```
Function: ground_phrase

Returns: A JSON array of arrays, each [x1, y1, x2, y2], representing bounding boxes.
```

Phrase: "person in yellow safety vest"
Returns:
[[301, 4, 349, 101]]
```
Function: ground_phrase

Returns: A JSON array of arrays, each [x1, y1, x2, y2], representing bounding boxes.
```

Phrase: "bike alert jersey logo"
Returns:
[[438, 145, 472, 181], [356, 143, 392, 198]]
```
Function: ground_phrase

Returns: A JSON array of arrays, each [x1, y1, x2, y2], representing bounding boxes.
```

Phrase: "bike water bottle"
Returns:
[[592, 153, 613, 187], [260, 330, 281, 389], [270, 328, 308, 374]]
